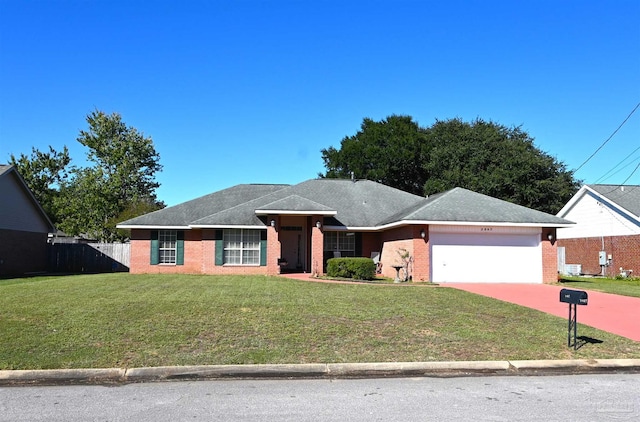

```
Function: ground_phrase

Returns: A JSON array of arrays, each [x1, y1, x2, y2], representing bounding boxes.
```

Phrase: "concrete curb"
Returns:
[[1, 359, 639, 386], [0, 368, 126, 385]]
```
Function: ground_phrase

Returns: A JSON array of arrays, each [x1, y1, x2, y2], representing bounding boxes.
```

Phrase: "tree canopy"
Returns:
[[9, 110, 164, 241], [9, 146, 70, 222], [320, 116, 580, 214]]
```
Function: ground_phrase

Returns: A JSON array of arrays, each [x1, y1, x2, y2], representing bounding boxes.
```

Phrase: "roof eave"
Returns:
[[189, 224, 266, 229], [255, 210, 337, 216], [116, 224, 191, 230], [377, 220, 575, 230]]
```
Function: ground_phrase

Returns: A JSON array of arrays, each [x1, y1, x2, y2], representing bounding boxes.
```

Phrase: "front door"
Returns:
[[279, 217, 307, 272]]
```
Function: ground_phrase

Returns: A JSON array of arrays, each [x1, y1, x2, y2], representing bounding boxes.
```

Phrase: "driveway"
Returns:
[[447, 283, 640, 342]]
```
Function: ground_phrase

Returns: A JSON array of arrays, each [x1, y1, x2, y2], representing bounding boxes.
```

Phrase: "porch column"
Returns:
[[266, 217, 281, 275], [311, 220, 324, 277]]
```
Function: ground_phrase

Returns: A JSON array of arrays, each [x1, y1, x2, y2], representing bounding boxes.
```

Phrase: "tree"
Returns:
[[423, 118, 580, 213], [9, 110, 164, 241], [55, 110, 164, 241], [321, 116, 580, 214], [320, 115, 430, 195], [77, 110, 163, 208], [9, 146, 71, 222]]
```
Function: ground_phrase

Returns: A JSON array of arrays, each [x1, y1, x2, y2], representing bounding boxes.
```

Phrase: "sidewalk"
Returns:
[[447, 283, 640, 342]]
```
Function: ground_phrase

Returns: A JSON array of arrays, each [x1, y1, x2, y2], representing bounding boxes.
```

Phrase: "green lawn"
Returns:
[[557, 275, 640, 298], [1, 274, 638, 370]]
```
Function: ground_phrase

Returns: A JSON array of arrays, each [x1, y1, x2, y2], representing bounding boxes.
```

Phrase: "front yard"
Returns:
[[557, 275, 640, 298], [1, 274, 638, 370]]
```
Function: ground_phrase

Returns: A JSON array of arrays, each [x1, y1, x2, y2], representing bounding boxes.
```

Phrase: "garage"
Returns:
[[430, 225, 542, 283]]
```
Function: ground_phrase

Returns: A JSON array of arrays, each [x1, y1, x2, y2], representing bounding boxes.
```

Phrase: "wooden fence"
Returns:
[[48, 243, 130, 273]]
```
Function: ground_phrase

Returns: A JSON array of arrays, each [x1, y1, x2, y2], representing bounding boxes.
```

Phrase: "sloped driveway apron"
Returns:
[[447, 283, 640, 342]]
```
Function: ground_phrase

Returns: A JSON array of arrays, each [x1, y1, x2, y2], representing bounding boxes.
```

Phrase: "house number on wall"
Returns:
[[480, 227, 493, 232]]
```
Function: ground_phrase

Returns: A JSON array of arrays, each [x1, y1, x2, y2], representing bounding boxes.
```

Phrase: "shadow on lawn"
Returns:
[[576, 336, 604, 350]]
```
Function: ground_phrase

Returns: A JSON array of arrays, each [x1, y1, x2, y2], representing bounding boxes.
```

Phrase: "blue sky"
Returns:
[[1, 0, 639, 206]]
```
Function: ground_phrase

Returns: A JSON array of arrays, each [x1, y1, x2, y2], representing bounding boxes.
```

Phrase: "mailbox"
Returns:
[[560, 289, 588, 305]]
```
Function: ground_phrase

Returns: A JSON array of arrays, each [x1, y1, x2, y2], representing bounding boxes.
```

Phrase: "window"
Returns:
[[159, 230, 177, 264], [323, 231, 356, 257], [223, 229, 261, 265], [151, 230, 184, 265]]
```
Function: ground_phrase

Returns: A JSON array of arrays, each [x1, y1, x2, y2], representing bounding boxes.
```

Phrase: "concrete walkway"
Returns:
[[447, 283, 640, 342]]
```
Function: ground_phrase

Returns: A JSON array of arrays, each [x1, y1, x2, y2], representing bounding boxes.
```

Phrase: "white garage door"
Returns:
[[430, 226, 542, 283]]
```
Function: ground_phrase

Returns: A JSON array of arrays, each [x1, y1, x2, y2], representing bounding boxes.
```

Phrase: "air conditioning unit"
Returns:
[[564, 264, 582, 276]]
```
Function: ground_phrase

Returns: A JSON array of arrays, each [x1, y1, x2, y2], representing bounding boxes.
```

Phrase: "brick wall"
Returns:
[[0, 228, 49, 277], [412, 226, 430, 281], [558, 234, 640, 277], [380, 226, 416, 280], [541, 228, 558, 283], [129, 229, 271, 276]]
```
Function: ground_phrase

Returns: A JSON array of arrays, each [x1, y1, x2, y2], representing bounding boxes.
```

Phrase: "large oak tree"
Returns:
[[320, 116, 580, 214]]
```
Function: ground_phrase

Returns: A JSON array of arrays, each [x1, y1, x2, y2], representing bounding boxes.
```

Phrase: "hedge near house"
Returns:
[[326, 257, 376, 280]]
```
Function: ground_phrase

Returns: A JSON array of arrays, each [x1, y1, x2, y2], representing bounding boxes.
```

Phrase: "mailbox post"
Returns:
[[559, 288, 588, 350]]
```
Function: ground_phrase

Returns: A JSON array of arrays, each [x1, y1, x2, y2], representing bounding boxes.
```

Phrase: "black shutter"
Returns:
[[150, 230, 159, 265]]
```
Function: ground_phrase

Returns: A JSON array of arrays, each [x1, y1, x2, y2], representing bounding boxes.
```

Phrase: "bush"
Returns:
[[326, 257, 376, 280]]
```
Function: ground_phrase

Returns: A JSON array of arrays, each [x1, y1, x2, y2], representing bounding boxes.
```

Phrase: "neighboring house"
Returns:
[[0, 165, 56, 277], [556, 184, 640, 277], [117, 178, 573, 283]]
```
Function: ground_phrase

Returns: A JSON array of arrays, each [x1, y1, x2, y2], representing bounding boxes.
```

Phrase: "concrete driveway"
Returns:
[[447, 283, 640, 342]]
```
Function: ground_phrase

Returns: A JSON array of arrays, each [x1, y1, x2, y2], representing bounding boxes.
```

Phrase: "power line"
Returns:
[[594, 145, 640, 183], [574, 101, 640, 174], [601, 158, 640, 195]]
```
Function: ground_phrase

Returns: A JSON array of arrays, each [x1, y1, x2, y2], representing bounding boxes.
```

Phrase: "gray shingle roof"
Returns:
[[118, 179, 572, 229], [588, 185, 640, 217], [0, 165, 13, 177], [119, 184, 289, 226], [255, 195, 337, 214], [381, 187, 574, 226]]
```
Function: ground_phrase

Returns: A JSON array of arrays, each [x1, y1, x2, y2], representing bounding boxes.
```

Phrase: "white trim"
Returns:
[[120, 220, 572, 231], [556, 185, 588, 217], [189, 224, 266, 229], [429, 224, 542, 235], [384, 220, 573, 229], [255, 210, 337, 216], [323, 225, 379, 231], [557, 185, 640, 224], [116, 224, 190, 230], [325, 220, 572, 232]]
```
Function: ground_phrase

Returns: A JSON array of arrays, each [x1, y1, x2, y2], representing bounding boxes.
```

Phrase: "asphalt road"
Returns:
[[2, 374, 639, 421]]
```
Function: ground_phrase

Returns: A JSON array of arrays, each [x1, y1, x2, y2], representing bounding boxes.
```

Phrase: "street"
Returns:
[[1, 374, 639, 421]]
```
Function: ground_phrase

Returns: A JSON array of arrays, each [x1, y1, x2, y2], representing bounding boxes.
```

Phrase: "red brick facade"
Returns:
[[558, 234, 640, 277], [128, 224, 559, 283]]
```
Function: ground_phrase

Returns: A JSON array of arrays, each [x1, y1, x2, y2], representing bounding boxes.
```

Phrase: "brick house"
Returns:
[[0, 165, 56, 277], [557, 184, 640, 277], [117, 178, 573, 283]]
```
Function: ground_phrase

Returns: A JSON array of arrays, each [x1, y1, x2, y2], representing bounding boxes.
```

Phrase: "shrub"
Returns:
[[326, 257, 376, 280]]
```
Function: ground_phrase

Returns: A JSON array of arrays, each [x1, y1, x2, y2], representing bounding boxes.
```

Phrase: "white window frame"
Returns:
[[223, 229, 261, 265], [159, 230, 177, 264]]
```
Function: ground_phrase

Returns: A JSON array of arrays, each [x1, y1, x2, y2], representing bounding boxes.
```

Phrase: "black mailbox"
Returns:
[[560, 289, 588, 305]]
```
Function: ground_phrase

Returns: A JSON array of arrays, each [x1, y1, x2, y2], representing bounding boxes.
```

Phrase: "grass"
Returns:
[[557, 275, 640, 298], [1, 273, 639, 370]]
